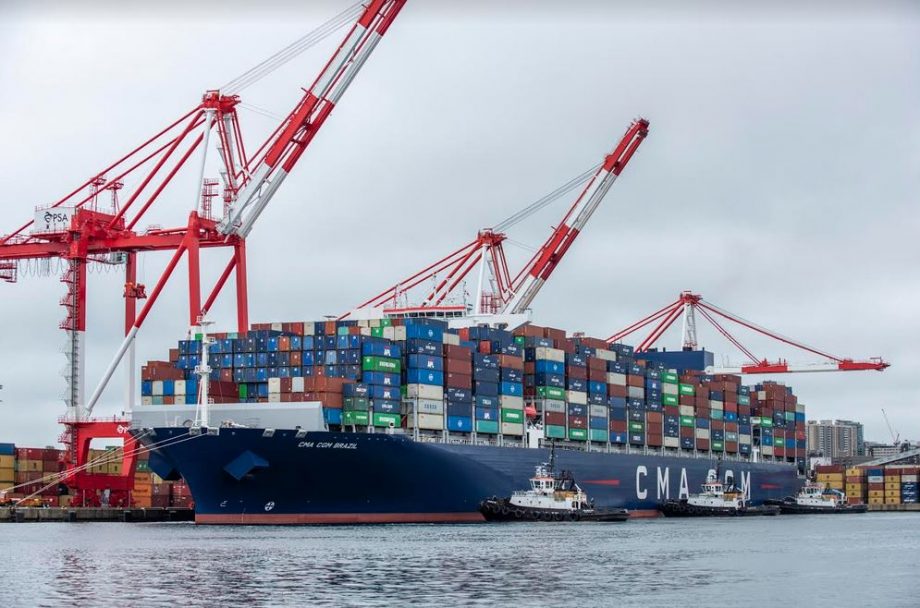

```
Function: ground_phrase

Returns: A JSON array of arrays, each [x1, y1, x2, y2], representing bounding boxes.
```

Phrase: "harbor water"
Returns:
[[2, 514, 918, 607]]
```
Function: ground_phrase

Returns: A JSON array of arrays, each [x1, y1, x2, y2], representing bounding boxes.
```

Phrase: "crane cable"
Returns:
[[492, 163, 601, 233], [221, 1, 365, 94]]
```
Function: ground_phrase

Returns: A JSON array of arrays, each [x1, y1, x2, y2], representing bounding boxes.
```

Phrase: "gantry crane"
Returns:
[[0, 0, 407, 504], [342, 118, 650, 328], [607, 290, 889, 374]]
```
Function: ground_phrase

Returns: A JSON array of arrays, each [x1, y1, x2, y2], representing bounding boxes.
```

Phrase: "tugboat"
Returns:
[[765, 483, 868, 514], [479, 447, 629, 523], [659, 468, 780, 517]]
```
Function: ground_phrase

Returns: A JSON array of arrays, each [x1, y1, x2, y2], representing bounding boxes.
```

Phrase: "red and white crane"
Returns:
[[342, 118, 650, 327], [607, 290, 890, 374], [0, 0, 407, 503]]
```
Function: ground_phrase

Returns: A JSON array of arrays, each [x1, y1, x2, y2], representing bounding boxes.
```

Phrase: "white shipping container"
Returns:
[[593, 349, 617, 362], [566, 390, 587, 405], [382, 327, 395, 340], [152, 381, 163, 396], [406, 384, 444, 400], [606, 372, 627, 386], [761, 445, 774, 456], [442, 333, 460, 346], [410, 399, 445, 415], [501, 422, 524, 436], [407, 413, 444, 430], [174, 380, 186, 396], [292, 376, 305, 393], [664, 436, 680, 448], [141, 396, 153, 406], [542, 400, 566, 414], [589, 405, 608, 418], [392, 326, 407, 341], [500, 395, 524, 410], [796, 403, 806, 413], [268, 393, 281, 403], [695, 428, 710, 439], [679, 405, 695, 417], [535, 347, 565, 363], [709, 400, 724, 410], [303, 323, 315, 336], [867, 475, 884, 483], [268, 378, 282, 394], [359, 327, 372, 336], [663, 383, 679, 396], [627, 386, 645, 399], [739, 434, 752, 444], [902, 475, 919, 482], [270, 322, 283, 332]]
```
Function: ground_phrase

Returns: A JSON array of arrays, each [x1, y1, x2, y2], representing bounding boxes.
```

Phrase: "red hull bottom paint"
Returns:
[[197, 512, 487, 525], [627, 509, 662, 519]]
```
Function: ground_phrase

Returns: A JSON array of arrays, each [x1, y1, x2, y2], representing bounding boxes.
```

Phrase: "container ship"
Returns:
[[132, 318, 806, 523]]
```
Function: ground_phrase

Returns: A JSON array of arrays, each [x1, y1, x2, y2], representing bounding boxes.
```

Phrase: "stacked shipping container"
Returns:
[[139, 318, 805, 464]]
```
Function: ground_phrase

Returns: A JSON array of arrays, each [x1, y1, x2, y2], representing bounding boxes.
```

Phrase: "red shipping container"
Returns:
[[17, 448, 43, 460], [725, 441, 739, 453], [678, 394, 694, 406], [588, 367, 607, 382], [696, 439, 710, 450], [445, 372, 472, 389], [568, 416, 587, 429], [625, 374, 642, 387], [478, 341, 491, 354], [587, 358, 606, 372], [608, 385, 627, 398], [443, 344, 472, 361], [680, 427, 695, 439], [647, 434, 663, 447], [279, 336, 291, 352], [710, 420, 724, 431], [646, 423, 663, 435], [646, 412, 663, 424], [445, 359, 471, 375], [568, 367, 588, 381], [169, 348, 180, 363], [290, 351, 303, 366], [609, 420, 628, 433], [280, 378, 293, 393], [498, 354, 523, 370], [545, 412, 566, 426]]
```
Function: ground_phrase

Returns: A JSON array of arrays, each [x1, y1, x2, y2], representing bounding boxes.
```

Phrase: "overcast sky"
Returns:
[[1, 1, 917, 447]]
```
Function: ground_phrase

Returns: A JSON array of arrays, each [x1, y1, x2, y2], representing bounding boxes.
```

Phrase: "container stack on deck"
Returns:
[[138, 318, 805, 465]]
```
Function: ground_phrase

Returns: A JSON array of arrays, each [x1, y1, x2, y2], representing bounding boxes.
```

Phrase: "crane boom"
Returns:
[[502, 118, 649, 315], [219, 0, 406, 237]]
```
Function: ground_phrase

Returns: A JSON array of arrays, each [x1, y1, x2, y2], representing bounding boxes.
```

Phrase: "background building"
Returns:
[[807, 419, 865, 459]]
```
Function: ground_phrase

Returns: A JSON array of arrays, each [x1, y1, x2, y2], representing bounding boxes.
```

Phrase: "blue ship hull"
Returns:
[[141, 428, 801, 524]]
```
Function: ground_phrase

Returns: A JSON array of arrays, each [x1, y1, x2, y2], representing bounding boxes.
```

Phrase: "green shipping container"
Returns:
[[344, 397, 369, 411], [589, 429, 608, 442], [362, 355, 401, 373], [661, 372, 679, 384], [568, 428, 588, 441], [678, 383, 695, 396], [536, 386, 566, 400], [784, 411, 796, 421], [761, 418, 773, 428], [629, 421, 645, 432], [662, 394, 679, 407], [501, 409, 524, 423], [238, 384, 248, 400], [545, 425, 566, 439], [337, 326, 350, 336], [514, 336, 526, 346], [343, 410, 369, 426], [680, 415, 695, 427], [774, 436, 784, 447], [136, 460, 151, 472], [372, 412, 400, 428], [712, 441, 724, 451], [738, 394, 750, 406], [380, 318, 393, 328], [476, 420, 499, 434], [710, 409, 723, 420], [370, 326, 384, 338]]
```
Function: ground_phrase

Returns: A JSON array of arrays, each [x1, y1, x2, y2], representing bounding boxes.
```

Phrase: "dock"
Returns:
[[867, 503, 920, 513], [0, 507, 194, 523]]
